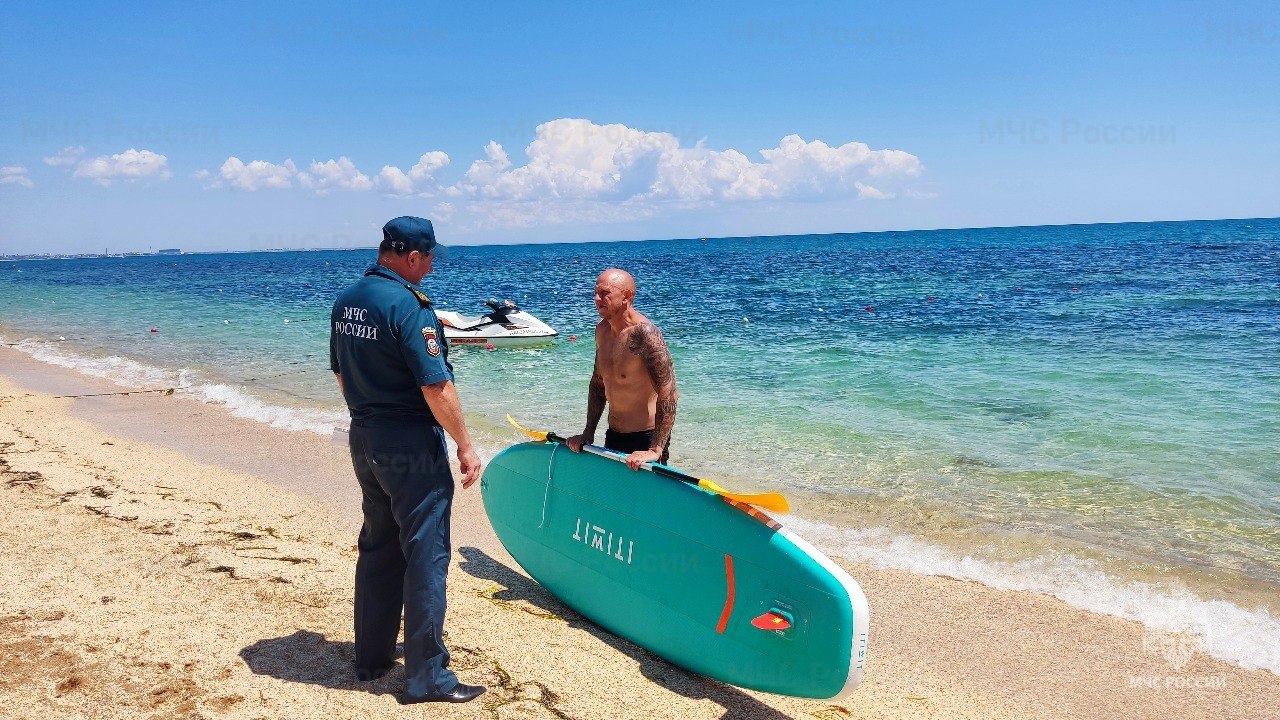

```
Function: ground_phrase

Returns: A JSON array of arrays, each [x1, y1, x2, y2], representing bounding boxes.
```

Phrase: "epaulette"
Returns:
[[365, 266, 432, 307], [406, 285, 433, 307]]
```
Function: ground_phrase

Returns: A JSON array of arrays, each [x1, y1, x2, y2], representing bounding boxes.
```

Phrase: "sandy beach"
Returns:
[[1, 344, 1275, 720]]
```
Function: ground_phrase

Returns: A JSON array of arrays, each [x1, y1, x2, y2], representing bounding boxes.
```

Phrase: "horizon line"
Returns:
[[3, 214, 1276, 260]]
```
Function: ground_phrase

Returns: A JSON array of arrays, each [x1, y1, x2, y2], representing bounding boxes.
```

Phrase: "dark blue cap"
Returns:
[[382, 216, 448, 258]]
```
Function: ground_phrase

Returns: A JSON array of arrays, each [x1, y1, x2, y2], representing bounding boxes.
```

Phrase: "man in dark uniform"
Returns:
[[330, 216, 485, 704]]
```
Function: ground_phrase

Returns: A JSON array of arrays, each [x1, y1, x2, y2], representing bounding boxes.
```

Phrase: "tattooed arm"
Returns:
[[625, 322, 679, 468], [566, 361, 607, 453]]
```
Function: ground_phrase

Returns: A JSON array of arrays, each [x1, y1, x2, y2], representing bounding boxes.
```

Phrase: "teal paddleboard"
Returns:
[[480, 441, 869, 700]]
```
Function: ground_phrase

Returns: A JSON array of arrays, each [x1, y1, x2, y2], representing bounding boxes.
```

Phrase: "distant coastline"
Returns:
[[0, 245, 378, 261], [3, 215, 1276, 261]]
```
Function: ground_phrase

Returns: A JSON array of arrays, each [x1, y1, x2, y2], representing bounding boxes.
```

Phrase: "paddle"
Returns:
[[505, 414, 791, 513]]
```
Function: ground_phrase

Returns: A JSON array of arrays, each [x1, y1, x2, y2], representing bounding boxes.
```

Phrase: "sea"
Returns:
[[2, 218, 1277, 674]]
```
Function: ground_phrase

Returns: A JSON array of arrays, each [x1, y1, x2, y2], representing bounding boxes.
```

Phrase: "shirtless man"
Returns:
[[565, 269, 678, 470]]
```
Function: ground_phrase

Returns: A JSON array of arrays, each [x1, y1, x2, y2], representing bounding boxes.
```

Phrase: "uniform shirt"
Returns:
[[330, 264, 453, 425]]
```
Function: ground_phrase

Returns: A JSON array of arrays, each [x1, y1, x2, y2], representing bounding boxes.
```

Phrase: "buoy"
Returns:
[[150, 328, 158, 333], [284, 319, 290, 324], [818, 308, 824, 313], [1016, 286, 1023, 292], [569, 335, 577, 341], [927, 296, 936, 302], [743, 317, 749, 326], [224, 320, 229, 325], [1072, 286, 1080, 292], [58, 336, 66, 341], [978, 293, 984, 299], [485, 343, 496, 351], [865, 305, 874, 312]]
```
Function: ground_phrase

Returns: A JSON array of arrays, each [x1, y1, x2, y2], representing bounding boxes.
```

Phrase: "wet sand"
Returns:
[[1, 345, 1275, 719]]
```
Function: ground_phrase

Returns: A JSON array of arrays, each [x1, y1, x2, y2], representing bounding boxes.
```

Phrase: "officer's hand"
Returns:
[[565, 433, 592, 453], [624, 448, 661, 471], [458, 446, 483, 489]]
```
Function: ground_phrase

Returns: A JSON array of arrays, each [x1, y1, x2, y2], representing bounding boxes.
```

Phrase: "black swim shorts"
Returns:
[[604, 428, 671, 465]]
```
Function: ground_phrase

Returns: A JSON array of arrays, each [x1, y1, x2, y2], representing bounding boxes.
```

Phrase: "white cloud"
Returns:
[[746, 135, 921, 198], [376, 151, 449, 196], [854, 181, 893, 200], [653, 145, 758, 201], [298, 157, 373, 194], [432, 201, 456, 220], [376, 166, 415, 196], [207, 156, 377, 194], [442, 118, 924, 227], [457, 119, 921, 206], [0, 166, 34, 188], [459, 142, 513, 196], [72, 149, 171, 186], [216, 157, 299, 190], [459, 122, 676, 201], [43, 146, 86, 166], [198, 119, 923, 229], [192, 169, 211, 179]]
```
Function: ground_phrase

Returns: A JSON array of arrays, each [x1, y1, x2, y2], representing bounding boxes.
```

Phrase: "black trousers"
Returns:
[[348, 421, 457, 698]]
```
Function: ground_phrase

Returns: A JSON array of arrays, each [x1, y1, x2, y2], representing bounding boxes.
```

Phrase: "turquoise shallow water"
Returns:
[[3, 218, 1279, 670]]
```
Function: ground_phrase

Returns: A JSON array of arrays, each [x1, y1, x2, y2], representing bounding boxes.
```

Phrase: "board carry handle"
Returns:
[[505, 414, 791, 513]]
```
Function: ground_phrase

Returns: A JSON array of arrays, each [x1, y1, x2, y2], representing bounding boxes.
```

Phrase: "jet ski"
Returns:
[[436, 298, 558, 348]]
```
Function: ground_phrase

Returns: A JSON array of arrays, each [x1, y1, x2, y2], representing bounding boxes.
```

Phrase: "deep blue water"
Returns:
[[3, 218, 1280, 669]]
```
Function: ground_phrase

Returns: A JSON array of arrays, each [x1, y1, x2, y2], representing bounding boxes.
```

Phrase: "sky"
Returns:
[[1, 1, 1277, 254]]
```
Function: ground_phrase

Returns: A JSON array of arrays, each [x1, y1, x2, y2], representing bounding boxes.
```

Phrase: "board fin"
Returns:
[[751, 610, 793, 631]]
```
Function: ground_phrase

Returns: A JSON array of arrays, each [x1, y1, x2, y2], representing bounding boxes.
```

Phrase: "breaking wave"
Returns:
[[8, 336, 345, 436], [786, 515, 1280, 675]]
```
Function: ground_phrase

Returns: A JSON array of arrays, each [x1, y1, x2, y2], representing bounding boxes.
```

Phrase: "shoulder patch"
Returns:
[[423, 326, 441, 356]]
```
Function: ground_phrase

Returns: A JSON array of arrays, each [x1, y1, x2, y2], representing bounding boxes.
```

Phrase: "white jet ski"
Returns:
[[436, 298, 558, 348]]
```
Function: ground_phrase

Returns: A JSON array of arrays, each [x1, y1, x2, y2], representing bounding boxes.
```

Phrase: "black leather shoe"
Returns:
[[397, 683, 486, 704], [354, 664, 394, 682]]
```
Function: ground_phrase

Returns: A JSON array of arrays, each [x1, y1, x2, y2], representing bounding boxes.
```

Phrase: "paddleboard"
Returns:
[[480, 441, 869, 700]]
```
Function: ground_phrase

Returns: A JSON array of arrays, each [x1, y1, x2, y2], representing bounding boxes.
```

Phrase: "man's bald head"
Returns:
[[597, 268, 636, 299], [593, 268, 638, 321]]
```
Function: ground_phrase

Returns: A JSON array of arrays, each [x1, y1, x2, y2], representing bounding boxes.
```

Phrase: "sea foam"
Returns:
[[8, 337, 345, 436], [187, 382, 346, 435], [16, 337, 178, 388], [785, 515, 1280, 675]]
